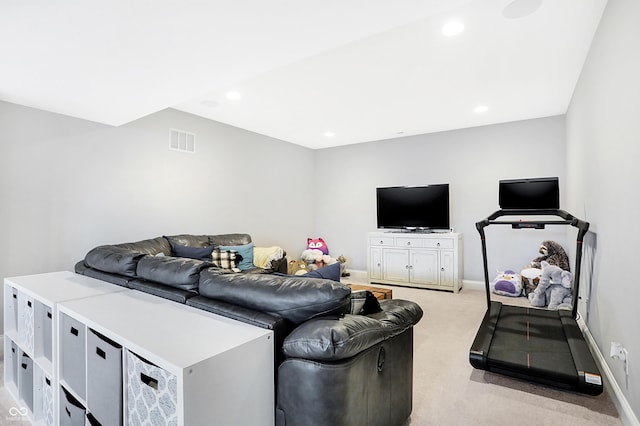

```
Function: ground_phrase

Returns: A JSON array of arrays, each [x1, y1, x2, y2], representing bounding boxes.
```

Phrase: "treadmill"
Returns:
[[469, 207, 603, 395]]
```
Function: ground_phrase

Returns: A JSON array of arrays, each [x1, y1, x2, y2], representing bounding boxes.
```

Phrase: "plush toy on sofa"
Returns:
[[301, 238, 337, 270], [528, 261, 573, 310], [307, 238, 329, 255], [288, 259, 310, 275]]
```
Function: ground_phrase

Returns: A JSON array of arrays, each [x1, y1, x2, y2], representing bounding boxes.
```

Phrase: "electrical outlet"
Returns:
[[610, 342, 627, 361]]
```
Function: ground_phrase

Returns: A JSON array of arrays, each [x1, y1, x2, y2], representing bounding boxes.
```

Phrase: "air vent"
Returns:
[[169, 128, 195, 153]]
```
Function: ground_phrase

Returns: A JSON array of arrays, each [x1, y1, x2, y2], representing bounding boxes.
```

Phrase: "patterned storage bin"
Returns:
[[18, 292, 34, 354], [42, 375, 54, 426], [126, 350, 177, 426]]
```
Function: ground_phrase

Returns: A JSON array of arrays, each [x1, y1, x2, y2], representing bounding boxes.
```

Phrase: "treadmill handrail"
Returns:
[[475, 208, 590, 318]]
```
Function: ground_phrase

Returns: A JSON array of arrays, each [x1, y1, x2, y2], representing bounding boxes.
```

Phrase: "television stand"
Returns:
[[367, 231, 462, 292]]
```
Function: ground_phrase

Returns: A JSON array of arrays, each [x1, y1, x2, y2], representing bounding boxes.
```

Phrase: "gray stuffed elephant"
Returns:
[[528, 261, 573, 310]]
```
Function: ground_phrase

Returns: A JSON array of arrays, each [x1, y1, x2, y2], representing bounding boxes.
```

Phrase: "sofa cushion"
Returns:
[[198, 271, 351, 325], [128, 279, 198, 303], [282, 299, 423, 361], [208, 233, 252, 247], [85, 246, 147, 277], [115, 236, 172, 256], [164, 234, 211, 249], [218, 242, 254, 271], [168, 242, 215, 261], [136, 255, 210, 290]]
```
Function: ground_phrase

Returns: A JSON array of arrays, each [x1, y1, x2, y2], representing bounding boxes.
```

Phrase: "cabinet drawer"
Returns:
[[395, 237, 425, 248], [369, 236, 395, 246], [423, 239, 454, 249]]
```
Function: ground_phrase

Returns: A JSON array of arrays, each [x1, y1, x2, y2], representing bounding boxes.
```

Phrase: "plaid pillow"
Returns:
[[211, 249, 241, 271]]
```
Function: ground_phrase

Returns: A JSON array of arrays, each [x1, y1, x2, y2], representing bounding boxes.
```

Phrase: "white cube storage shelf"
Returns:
[[4, 271, 126, 425], [368, 231, 463, 292], [57, 289, 274, 426], [4, 271, 275, 426]]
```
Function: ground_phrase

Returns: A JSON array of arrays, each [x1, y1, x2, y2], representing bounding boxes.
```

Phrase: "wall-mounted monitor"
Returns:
[[499, 177, 559, 209], [376, 184, 450, 231]]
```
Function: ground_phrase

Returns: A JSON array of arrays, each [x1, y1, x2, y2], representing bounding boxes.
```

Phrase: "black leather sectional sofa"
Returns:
[[75, 233, 423, 426]]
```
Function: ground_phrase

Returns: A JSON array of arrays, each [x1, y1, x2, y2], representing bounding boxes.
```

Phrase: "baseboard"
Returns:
[[462, 279, 484, 291], [578, 317, 639, 426]]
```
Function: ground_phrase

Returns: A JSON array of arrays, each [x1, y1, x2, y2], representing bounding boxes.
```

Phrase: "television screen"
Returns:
[[376, 184, 450, 230], [499, 177, 559, 209]]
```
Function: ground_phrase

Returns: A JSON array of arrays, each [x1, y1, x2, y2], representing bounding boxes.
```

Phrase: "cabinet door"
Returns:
[[382, 249, 410, 283], [369, 247, 382, 281], [409, 250, 438, 285], [439, 250, 455, 287]]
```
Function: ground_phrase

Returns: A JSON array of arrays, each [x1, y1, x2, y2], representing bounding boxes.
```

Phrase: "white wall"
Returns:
[[566, 0, 640, 419], [0, 102, 315, 328], [314, 116, 568, 281]]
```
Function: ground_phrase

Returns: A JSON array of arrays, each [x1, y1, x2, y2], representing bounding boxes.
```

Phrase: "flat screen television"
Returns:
[[376, 184, 450, 231], [499, 177, 559, 209]]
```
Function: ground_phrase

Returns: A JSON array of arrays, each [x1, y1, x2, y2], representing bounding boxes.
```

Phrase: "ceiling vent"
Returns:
[[169, 128, 195, 153]]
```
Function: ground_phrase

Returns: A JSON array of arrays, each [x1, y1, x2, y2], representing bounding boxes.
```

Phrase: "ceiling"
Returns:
[[1, 0, 607, 149]]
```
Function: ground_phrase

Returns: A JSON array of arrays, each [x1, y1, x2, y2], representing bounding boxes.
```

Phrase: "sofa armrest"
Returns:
[[282, 299, 423, 361]]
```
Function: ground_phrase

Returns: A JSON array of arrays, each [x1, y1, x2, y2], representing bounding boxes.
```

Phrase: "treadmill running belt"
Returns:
[[487, 305, 577, 383]]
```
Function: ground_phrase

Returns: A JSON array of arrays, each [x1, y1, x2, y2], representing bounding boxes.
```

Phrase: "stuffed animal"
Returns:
[[521, 267, 542, 296], [527, 240, 571, 271], [288, 259, 310, 275], [300, 248, 338, 270], [307, 238, 329, 255], [528, 261, 573, 310], [490, 270, 523, 297]]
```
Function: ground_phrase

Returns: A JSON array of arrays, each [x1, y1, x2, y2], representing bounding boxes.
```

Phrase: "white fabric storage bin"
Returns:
[[60, 313, 86, 399], [5, 339, 18, 389], [126, 350, 177, 426], [35, 301, 53, 362], [86, 329, 122, 426], [19, 351, 34, 412], [5, 286, 19, 333], [60, 387, 86, 426], [18, 292, 34, 354], [42, 375, 55, 426]]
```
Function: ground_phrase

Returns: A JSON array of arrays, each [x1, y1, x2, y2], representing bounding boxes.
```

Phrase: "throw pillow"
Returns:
[[219, 242, 254, 271], [303, 261, 341, 282], [168, 240, 215, 261], [211, 249, 241, 271]]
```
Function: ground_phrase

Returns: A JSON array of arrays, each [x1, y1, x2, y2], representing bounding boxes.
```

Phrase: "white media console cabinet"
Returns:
[[368, 231, 463, 292], [4, 271, 274, 426]]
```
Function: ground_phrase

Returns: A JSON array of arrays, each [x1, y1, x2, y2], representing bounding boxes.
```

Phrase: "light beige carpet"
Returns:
[[384, 284, 621, 426], [0, 286, 621, 425]]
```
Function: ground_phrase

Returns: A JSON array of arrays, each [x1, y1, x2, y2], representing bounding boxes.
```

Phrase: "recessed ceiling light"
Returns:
[[225, 91, 242, 101], [442, 21, 464, 37], [324, 132, 335, 138], [474, 105, 489, 113]]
